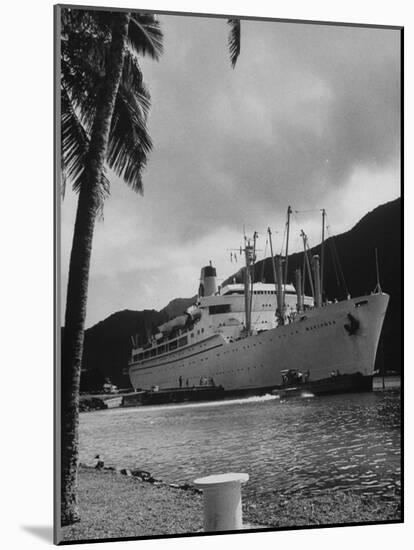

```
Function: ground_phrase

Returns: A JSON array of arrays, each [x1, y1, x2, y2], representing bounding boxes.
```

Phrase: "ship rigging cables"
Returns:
[[325, 214, 349, 298], [294, 209, 321, 213], [292, 209, 310, 291], [301, 230, 315, 299], [326, 228, 341, 288], [291, 208, 321, 252], [249, 231, 258, 321], [260, 234, 269, 282], [279, 221, 287, 257]]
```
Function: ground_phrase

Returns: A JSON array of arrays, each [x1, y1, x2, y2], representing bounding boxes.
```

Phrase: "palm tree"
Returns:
[[59, 8, 240, 527], [60, 8, 163, 525]]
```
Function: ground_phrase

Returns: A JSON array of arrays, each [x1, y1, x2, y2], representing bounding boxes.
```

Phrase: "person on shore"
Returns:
[[94, 455, 104, 469], [179, 375, 183, 388]]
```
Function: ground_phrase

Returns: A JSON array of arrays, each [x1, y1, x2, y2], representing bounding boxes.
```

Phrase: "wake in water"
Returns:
[[144, 393, 280, 412], [101, 393, 281, 415], [301, 391, 315, 398]]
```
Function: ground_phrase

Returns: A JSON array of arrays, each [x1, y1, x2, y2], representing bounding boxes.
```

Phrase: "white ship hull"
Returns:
[[129, 293, 389, 393]]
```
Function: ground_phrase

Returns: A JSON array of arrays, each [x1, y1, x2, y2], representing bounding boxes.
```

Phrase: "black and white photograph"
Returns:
[[55, 3, 402, 545]]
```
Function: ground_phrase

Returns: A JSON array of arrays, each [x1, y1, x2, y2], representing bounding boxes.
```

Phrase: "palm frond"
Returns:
[[61, 33, 109, 133], [61, 85, 89, 192], [60, 8, 162, 202], [128, 14, 164, 60], [106, 79, 152, 193], [121, 49, 144, 91], [61, 59, 97, 134], [61, 8, 112, 41], [61, 78, 112, 206], [121, 50, 151, 118], [227, 19, 241, 68]]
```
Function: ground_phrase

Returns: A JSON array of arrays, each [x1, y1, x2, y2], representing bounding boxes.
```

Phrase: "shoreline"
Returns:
[[79, 376, 401, 413], [60, 465, 401, 542]]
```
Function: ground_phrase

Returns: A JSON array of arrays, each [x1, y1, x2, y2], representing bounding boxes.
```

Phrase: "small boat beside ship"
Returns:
[[128, 208, 389, 401], [272, 369, 371, 399]]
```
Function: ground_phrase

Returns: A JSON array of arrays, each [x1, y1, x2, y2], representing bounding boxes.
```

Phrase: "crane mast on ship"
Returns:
[[243, 235, 257, 335], [283, 206, 292, 294], [321, 208, 326, 303], [241, 206, 328, 333]]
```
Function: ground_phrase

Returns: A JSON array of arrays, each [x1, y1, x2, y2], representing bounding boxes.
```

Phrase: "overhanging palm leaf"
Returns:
[[62, 13, 156, 197], [61, 87, 111, 213], [61, 86, 88, 194], [128, 14, 163, 59], [106, 59, 152, 192], [228, 19, 241, 68], [61, 22, 107, 134]]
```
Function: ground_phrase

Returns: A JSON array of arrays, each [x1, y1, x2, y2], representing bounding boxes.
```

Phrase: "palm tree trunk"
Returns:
[[61, 12, 130, 526]]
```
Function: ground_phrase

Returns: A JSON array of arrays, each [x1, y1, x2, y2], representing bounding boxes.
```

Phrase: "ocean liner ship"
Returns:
[[128, 214, 389, 397]]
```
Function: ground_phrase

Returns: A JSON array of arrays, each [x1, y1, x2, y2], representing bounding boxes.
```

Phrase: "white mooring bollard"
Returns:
[[193, 472, 249, 532]]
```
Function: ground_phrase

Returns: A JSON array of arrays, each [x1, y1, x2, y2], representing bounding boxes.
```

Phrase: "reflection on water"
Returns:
[[79, 391, 400, 502]]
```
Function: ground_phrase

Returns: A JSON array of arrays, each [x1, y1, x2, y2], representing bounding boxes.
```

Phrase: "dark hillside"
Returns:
[[80, 309, 164, 390], [79, 297, 197, 390]]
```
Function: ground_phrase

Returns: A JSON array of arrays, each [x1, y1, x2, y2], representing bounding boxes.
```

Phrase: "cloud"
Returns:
[[138, 17, 400, 235], [60, 14, 400, 327]]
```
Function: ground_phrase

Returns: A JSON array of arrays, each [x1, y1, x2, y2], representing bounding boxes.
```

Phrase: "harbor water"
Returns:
[[79, 386, 401, 504]]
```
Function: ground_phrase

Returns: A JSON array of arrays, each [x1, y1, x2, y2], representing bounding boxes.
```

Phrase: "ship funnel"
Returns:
[[312, 255, 322, 308], [295, 269, 304, 312], [199, 263, 217, 297]]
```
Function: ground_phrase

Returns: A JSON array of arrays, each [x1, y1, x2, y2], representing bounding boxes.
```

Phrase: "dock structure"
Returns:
[[122, 385, 225, 407]]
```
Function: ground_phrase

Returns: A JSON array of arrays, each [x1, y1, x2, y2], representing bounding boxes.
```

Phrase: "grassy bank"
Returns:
[[244, 490, 400, 528], [61, 467, 401, 542], [61, 468, 203, 541]]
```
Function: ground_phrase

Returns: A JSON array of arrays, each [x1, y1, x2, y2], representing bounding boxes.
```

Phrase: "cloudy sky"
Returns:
[[61, 13, 401, 328]]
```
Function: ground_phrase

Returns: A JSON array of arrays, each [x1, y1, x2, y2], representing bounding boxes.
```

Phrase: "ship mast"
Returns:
[[295, 268, 303, 312], [283, 206, 292, 293], [275, 255, 284, 324], [320, 208, 326, 304], [249, 231, 258, 325], [300, 230, 315, 299], [267, 227, 278, 297], [268, 227, 284, 325], [302, 250, 307, 297], [313, 254, 322, 308], [243, 237, 255, 335]]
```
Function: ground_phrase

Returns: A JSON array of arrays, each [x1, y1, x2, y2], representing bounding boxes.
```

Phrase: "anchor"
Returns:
[[344, 313, 360, 335]]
